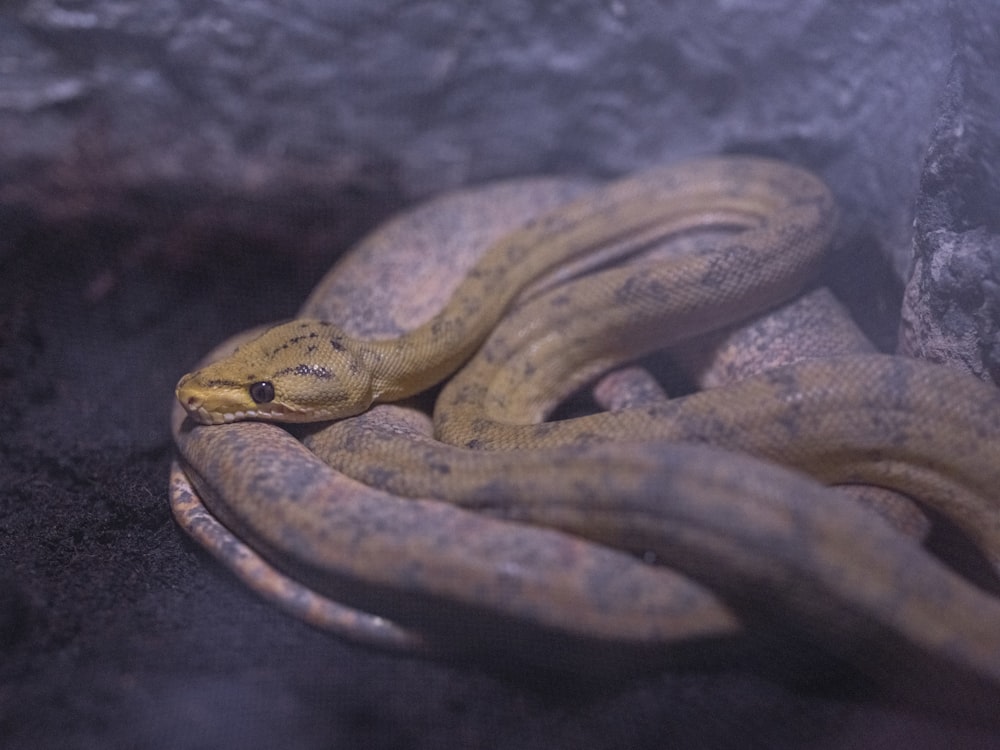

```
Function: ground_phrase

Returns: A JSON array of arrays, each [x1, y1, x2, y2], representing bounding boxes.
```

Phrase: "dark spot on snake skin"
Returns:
[[614, 274, 668, 304], [330, 338, 346, 352], [430, 318, 461, 338], [205, 378, 244, 388], [286, 331, 321, 346], [762, 365, 801, 397], [700, 244, 749, 289], [333, 428, 362, 453], [462, 298, 484, 318], [773, 221, 810, 247], [297, 363, 332, 379], [568, 431, 608, 445], [274, 364, 334, 380], [362, 466, 397, 489], [428, 461, 451, 475], [531, 423, 558, 439], [878, 357, 917, 412], [465, 477, 520, 507], [504, 241, 532, 265], [773, 403, 806, 440]]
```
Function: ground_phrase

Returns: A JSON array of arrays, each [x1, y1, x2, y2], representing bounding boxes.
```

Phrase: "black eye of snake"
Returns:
[[249, 381, 275, 404]]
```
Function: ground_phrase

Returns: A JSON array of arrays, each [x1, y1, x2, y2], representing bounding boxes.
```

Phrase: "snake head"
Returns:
[[175, 319, 374, 425]]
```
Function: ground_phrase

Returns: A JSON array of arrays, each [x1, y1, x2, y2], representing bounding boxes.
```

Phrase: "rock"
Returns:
[[0, 4, 946, 259], [0, 0, 995, 368], [899, 0, 1000, 384]]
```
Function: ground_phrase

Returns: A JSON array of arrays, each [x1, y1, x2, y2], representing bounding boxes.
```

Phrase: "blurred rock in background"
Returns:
[[0, 0, 996, 376]]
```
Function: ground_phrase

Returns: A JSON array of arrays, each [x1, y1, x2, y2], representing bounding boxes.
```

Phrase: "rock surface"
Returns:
[[899, 0, 1000, 383], [1, 1, 950, 271]]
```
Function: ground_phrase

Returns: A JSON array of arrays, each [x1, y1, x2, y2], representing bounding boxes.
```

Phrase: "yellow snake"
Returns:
[[171, 156, 1000, 719]]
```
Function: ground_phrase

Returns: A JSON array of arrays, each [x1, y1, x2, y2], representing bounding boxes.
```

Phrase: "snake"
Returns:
[[170, 156, 1000, 717]]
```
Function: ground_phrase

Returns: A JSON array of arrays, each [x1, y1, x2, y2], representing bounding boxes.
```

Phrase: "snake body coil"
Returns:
[[171, 155, 1000, 719]]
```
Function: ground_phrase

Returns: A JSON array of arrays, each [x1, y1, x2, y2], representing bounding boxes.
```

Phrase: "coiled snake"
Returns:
[[170, 156, 1000, 718]]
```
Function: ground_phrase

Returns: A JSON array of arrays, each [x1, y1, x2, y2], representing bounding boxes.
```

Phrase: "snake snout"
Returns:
[[176, 375, 208, 416], [176, 374, 197, 401], [181, 391, 202, 411]]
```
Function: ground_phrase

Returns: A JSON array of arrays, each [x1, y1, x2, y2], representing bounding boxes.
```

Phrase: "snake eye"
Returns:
[[249, 381, 275, 404]]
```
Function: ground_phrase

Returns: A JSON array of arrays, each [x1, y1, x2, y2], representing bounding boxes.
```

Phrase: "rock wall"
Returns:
[[0, 1, 995, 359], [899, 0, 1000, 382]]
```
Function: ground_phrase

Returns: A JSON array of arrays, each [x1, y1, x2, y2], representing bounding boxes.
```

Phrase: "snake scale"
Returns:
[[170, 156, 1000, 718]]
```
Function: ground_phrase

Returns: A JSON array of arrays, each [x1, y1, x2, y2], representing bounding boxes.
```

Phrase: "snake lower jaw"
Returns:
[[178, 391, 363, 425], [180, 403, 336, 425], [183, 404, 252, 425]]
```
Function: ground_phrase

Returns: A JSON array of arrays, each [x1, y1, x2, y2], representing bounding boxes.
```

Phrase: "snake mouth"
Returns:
[[175, 375, 290, 425], [182, 404, 288, 425], [188, 405, 232, 425], [176, 396, 229, 425], [180, 398, 290, 425], [180, 397, 343, 425]]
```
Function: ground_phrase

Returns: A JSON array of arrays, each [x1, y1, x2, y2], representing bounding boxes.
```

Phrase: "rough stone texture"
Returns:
[[3, 0, 1000, 748], [899, 0, 1000, 384], [1, 1, 949, 272]]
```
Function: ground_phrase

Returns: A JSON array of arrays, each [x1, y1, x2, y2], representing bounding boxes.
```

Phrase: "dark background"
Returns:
[[3, 1, 1000, 747]]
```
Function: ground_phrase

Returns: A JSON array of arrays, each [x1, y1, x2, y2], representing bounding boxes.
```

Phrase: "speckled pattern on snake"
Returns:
[[170, 156, 1000, 718]]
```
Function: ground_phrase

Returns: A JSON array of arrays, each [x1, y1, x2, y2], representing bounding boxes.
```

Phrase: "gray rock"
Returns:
[[0, 0, 994, 366], [899, 0, 1000, 384]]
